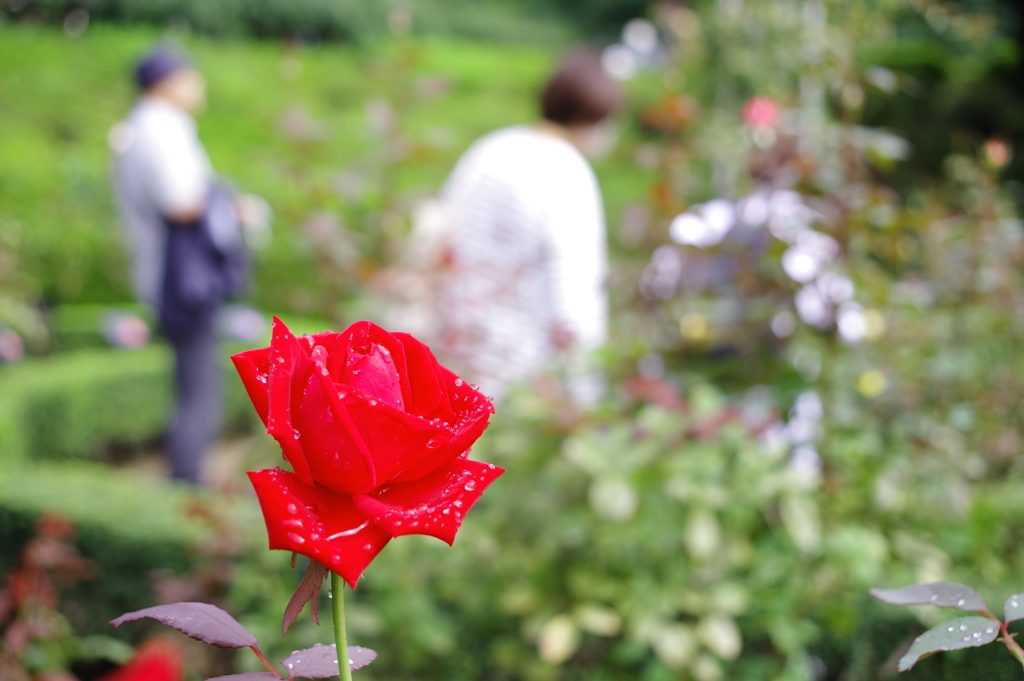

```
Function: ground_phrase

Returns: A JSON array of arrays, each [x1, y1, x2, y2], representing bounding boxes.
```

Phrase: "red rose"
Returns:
[[233, 317, 503, 588]]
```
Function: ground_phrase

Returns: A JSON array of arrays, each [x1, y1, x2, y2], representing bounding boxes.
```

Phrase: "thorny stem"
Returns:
[[1000, 622, 1024, 671], [331, 571, 353, 681], [250, 645, 284, 679], [981, 610, 1024, 671]]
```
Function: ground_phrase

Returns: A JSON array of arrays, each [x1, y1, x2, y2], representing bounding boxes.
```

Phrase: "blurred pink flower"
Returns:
[[741, 96, 780, 129]]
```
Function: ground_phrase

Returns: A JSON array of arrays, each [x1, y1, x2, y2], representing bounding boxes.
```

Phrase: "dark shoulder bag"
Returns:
[[159, 183, 249, 339]]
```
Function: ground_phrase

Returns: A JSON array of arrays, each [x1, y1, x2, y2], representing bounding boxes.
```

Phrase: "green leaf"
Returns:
[[869, 582, 987, 613], [1004, 593, 1024, 624], [898, 616, 1000, 671]]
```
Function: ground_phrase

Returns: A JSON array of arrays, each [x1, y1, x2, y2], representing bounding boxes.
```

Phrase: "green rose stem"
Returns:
[[331, 571, 353, 681]]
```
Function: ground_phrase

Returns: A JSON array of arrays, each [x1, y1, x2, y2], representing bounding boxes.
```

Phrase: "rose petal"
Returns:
[[328, 322, 412, 409], [388, 366, 495, 483], [231, 347, 271, 426], [266, 317, 314, 484], [354, 458, 505, 545], [293, 362, 377, 495], [337, 390, 458, 485], [341, 341, 405, 411], [394, 333, 454, 421], [248, 469, 391, 589]]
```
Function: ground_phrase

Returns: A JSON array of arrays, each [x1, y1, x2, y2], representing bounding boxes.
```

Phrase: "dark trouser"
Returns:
[[166, 319, 220, 484]]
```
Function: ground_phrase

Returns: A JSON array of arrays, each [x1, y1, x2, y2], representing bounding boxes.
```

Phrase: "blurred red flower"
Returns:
[[233, 317, 503, 587], [97, 639, 182, 681]]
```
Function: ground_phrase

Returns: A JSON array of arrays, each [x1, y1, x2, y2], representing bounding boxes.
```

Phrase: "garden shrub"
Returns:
[[0, 463, 204, 634], [224, 380, 1024, 681], [0, 343, 257, 464], [49, 303, 151, 352], [3, 0, 569, 44]]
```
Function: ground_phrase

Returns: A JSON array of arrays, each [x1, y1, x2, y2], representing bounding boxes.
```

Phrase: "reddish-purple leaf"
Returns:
[[869, 582, 987, 613], [1005, 592, 1024, 624], [110, 602, 258, 648], [898, 616, 1000, 671], [283, 560, 329, 636], [207, 675, 281, 681], [280, 643, 377, 678]]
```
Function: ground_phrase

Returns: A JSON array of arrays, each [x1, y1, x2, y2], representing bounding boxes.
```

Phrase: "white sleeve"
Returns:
[[545, 160, 608, 349], [138, 119, 211, 217]]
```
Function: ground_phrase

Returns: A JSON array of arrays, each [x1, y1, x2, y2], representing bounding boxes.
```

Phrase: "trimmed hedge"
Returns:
[[0, 342, 256, 464], [3, 0, 570, 44], [0, 463, 201, 632], [0, 462, 264, 635]]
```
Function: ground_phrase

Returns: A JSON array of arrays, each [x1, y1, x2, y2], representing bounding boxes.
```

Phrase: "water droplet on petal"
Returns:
[[454, 378, 464, 387], [464, 480, 477, 491], [960, 624, 968, 631], [957, 598, 966, 606], [287, 532, 306, 545], [287, 503, 299, 514], [453, 500, 463, 508], [362, 543, 372, 551], [293, 428, 301, 439]]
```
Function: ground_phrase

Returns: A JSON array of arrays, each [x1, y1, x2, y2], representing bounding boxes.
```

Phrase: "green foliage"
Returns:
[[0, 342, 256, 463], [0, 464, 204, 634], [2, 0, 571, 44]]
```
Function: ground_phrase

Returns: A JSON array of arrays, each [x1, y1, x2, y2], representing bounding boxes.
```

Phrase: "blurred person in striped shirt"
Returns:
[[418, 50, 622, 404]]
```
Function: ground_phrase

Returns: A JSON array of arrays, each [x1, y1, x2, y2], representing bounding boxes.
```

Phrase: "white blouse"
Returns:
[[110, 97, 213, 307], [434, 125, 608, 399]]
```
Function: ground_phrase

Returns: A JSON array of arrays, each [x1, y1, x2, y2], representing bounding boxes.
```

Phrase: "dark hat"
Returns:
[[134, 46, 190, 90]]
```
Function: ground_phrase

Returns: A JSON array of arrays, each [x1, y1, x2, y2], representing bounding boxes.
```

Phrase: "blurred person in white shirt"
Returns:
[[427, 50, 622, 404], [109, 47, 231, 484]]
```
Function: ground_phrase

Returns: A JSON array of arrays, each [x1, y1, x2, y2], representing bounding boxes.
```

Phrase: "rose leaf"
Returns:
[[869, 582, 987, 613], [281, 643, 377, 678], [1004, 592, 1024, 624], [898, 616, 1000, 671], [110, 602, 258, 648]]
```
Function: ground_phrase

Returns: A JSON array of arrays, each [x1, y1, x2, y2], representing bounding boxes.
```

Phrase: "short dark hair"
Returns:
[[540, 49, 623, 126], [134, 45, 190, 90]]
